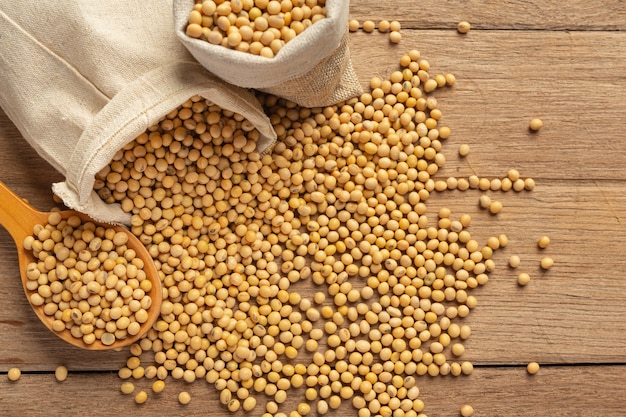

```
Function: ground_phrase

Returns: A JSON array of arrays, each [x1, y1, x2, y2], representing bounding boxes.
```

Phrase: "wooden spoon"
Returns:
[[0, 180, 162, 350]]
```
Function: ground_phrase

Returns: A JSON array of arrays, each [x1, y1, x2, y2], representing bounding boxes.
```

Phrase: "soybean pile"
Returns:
[[23, 213, 153, 347], [93, 49, 533, 416]]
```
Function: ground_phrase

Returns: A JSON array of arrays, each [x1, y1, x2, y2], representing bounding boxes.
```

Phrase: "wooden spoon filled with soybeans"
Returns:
[[0, 180, 162, 350]]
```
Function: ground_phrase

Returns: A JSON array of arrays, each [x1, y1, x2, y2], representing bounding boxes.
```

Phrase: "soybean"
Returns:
[[540, 257, 554, 270], [55, 366, 68, 382], [529, 118, 543, 131], [457, 21, 471, 33], [134, 390, 148, 404], [518, 272, 531, 286], [537, 235, 550, 249], [508, 255, 521, 268], [527, 362, 540, 374], [460, 404, 474, 417], [7, 368, 21, 381], [362, 20, 376, 33], [179, 391, 192, 405]]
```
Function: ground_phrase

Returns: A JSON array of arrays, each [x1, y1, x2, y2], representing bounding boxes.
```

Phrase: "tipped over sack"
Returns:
[[0, 0, 276, 224], [174, 0, 362, 108]]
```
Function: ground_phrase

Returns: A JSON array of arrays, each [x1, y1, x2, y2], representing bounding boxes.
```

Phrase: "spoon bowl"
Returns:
[[0, 180, 162, 350]]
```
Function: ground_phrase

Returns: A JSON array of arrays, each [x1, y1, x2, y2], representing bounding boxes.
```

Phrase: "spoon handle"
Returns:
[[0, 180, 46, 244]]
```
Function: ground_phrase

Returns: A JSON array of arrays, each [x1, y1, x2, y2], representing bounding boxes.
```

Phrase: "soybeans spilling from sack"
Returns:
[[91, 49, 545, 416]]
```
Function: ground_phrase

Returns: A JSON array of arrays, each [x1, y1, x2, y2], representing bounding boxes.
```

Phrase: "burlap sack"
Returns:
[[0, 0, 276, 224], [173, 0, 362, 108]]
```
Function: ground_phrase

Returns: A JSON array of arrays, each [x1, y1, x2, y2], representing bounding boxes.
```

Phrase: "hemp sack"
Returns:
[[0, 0, 276, 224], [173, 0, 362, 108]]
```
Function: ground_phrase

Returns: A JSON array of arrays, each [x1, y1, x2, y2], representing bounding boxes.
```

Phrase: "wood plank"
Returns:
[[418, 365, 626, 417], [0, 113, 64, 217], [1, 365, 624, 416], [2, 180, 626, 366], [422, 180, 626, 364], [349, 1, 626, 30], [348, 30, 626, 181], [2, 34, 626, 183]]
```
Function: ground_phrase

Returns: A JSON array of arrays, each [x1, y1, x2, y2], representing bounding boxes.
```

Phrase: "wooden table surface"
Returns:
[[2, 1, 626, 416]]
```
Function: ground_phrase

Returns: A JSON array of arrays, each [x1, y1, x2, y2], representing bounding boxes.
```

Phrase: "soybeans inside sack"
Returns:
[[174, 0, 362, 107], [185, 0, 328, 58]]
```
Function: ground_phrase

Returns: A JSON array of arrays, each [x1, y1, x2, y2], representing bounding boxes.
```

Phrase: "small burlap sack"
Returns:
[[0, 0, 276, 224], [173, 0, 362, 108]]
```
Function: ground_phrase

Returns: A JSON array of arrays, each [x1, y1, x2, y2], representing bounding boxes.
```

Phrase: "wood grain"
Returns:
[[348, 0, 626, 30], [1, 1, 626, 415], [348, 30, 626, 181], [2, 176, 626, 366], [1, 366, 625, 416]]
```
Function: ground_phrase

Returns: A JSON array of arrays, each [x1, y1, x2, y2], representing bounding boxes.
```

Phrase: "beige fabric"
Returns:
[[0, 0, 276, 224], [173, 0, 362, 107]]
